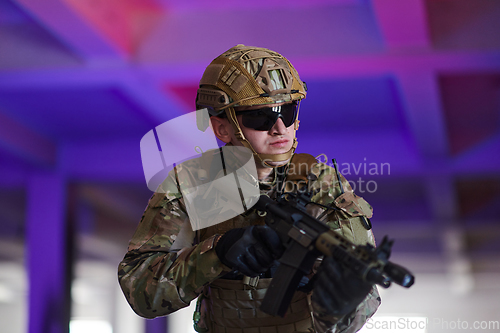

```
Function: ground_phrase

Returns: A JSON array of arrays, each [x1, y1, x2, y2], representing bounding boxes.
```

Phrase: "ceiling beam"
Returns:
[[119, 79, 186, 124], [0, 66, 132, 89], [158, 0, 362, 12], [396, 71, 449, 158], [13, 0, 125, 60], [292, 50, 500, 79], [0, 111, 56, 167], [59, 140, 144, 182], [54, 133, 497, 183], [0, 66, 185, 122], [452, 133, 500, 175], [0, 50, 499, 89], [371, 0, 430, 49], [140, 50, 500, 82]]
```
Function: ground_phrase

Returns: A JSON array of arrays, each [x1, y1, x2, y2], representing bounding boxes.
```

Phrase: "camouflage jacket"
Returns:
[[118, 152, 381, 332]]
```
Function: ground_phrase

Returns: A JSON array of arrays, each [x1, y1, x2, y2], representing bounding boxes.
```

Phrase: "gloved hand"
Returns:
[[312, 256, 372, 316], [215, 225, 285, 277]]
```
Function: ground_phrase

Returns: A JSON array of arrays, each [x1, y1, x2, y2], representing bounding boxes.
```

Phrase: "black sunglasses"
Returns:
[[234, 102, 299, 131]]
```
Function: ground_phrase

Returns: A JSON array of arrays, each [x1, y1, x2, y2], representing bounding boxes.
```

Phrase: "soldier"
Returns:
[[118, 44, 380, 333]]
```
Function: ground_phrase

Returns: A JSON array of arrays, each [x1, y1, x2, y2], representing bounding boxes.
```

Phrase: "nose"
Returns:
[[270, 117, 287, 135]]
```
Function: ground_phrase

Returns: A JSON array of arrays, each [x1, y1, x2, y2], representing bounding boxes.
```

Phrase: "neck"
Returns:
[[255, 157, 291, 181], [256, 163, 274, 181]]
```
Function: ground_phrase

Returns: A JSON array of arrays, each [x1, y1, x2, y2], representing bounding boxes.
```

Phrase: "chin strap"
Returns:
[[224, 107, 298, 168]]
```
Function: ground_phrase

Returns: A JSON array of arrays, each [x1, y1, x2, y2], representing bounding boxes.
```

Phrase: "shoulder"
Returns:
[[287, 153, 374, 218], [153, 148, 221, 206], [287, 153, 339, 189], [287, 153, 321, 181]]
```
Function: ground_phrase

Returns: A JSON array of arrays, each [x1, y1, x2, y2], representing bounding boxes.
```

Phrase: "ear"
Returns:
[[210, 116, 233, 143]]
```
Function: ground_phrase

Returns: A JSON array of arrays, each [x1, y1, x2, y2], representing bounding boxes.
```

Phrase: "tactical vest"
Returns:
[[195, 154, 318, 333]]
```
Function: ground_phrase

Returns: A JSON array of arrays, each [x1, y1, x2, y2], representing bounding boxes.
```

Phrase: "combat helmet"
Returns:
[[196, 44, 307, 168]]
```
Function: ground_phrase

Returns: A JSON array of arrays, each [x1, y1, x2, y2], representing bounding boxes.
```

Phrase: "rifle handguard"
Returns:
[[255, 194, 414, 317]]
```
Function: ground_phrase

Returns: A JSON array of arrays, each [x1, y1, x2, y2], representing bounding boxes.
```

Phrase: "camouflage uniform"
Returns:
[[118, 152, 380, 333]]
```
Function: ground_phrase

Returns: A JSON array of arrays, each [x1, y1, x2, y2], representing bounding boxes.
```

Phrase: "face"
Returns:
[[210, 103, 298, 169], [234, 115, 295, 167]]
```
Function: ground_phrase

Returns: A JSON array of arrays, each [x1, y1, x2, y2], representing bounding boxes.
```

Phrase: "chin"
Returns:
[[269, 142, 293, 154], [260, 158, 291, 168]]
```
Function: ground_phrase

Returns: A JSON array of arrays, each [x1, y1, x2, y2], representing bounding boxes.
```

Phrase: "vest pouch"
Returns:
[[333, 191, 373, 218], [333, 191, 375, 246]]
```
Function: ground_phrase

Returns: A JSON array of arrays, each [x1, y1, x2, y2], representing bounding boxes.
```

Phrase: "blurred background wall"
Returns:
[[0, 0, 499, 332]]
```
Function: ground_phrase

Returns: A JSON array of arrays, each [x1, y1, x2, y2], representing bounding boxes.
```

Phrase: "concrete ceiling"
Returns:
[[0, 0, 499, 275]]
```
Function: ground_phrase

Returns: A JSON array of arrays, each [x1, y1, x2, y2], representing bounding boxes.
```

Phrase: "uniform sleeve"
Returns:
[[307, 163, 381, 333], [118, 190, 231, 319]]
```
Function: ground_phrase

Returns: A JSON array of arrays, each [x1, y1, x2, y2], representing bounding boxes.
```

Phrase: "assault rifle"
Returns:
[[255, 180, 414, 317]]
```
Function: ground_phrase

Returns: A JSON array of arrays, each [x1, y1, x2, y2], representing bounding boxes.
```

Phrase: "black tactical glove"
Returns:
[[312, 256, 373, 316], [215, 225, 285, 277]]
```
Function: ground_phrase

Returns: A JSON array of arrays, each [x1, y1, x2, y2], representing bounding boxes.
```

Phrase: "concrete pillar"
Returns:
[[145, 317, 168, 333], [26, 173, 71, 333]]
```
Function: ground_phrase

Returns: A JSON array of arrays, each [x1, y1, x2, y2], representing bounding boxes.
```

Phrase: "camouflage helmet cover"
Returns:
[[196, 44, 307, 112]]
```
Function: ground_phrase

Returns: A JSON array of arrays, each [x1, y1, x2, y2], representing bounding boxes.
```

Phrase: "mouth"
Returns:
[[269, 139, 289, 148]]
